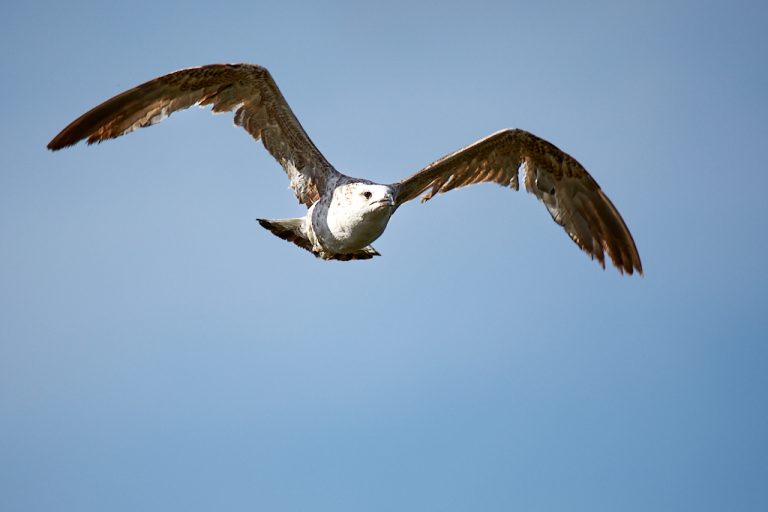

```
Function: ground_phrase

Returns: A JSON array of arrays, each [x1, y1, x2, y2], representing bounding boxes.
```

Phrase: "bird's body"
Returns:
[[313, 182, 395, 255], [48, 63, 642, 273], [261, 180, 396, 260]]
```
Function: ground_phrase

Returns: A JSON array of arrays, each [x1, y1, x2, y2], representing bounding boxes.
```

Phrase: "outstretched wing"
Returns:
[[47, 63, 339, 206], [393, 129, 642, 274]]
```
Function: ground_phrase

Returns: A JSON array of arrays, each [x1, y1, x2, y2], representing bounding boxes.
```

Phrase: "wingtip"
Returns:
[[46, 139, 63, 151], [616, 259, 643, 277], [47, 133, 78, 151]]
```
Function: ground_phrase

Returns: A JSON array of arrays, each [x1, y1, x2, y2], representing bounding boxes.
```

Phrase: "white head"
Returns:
[[333, 182, 394, 215]]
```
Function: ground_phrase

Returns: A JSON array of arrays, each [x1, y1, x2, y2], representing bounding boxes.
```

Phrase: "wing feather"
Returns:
[[393, 129, 642, 274], [47, 63, 339, 206]]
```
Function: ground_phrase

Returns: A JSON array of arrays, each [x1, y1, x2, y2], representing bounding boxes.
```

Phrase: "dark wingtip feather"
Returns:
[[46, 134, 74, 151], [47, 119, 92, 151]]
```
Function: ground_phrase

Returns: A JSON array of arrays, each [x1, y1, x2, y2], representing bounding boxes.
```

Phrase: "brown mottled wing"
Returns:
[[393, 129, 642, 274], [47, 63, 338, 206]]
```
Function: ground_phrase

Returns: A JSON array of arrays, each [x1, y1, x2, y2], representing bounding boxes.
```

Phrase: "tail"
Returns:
[[257, 218, 312, 253], [257, 218, 380, 261]]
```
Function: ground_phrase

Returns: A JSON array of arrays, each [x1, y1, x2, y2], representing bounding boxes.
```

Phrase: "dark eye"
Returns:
[[362, 191, 372, 199]]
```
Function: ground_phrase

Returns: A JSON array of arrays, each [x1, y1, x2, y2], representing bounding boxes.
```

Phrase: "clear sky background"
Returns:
[[2, 1, 767, 511]]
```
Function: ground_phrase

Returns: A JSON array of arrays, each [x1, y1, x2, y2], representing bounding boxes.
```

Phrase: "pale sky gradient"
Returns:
[[2, 1, 767, 511]]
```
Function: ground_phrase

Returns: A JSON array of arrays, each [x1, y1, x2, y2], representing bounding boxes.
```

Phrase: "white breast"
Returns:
[[310, 183, 394, 253]]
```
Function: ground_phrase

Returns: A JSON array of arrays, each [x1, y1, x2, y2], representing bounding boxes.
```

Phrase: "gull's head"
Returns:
[[334, 182, 395, 218]]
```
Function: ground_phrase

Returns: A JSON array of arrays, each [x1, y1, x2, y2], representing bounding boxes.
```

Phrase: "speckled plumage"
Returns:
[[48, 63, 642, 274]]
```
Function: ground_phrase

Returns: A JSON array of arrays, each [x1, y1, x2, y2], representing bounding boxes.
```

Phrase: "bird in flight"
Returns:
[[48, 63, 641, 274]]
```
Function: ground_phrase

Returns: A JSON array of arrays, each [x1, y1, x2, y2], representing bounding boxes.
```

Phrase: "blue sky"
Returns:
[[2, 0, 767, 510]]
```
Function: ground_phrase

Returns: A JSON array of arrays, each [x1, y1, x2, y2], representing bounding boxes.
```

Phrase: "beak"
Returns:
[[373, 194, 394, 208]]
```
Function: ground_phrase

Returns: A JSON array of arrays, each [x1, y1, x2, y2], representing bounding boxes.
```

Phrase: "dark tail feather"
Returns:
[[257, 218, 380, 261]]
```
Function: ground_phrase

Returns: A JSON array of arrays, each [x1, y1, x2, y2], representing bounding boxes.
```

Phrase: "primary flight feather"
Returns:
[[48, 63, 642, 273]]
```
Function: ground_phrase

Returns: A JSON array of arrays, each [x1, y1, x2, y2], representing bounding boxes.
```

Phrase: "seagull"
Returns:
[[48, 63, 642, 274]]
